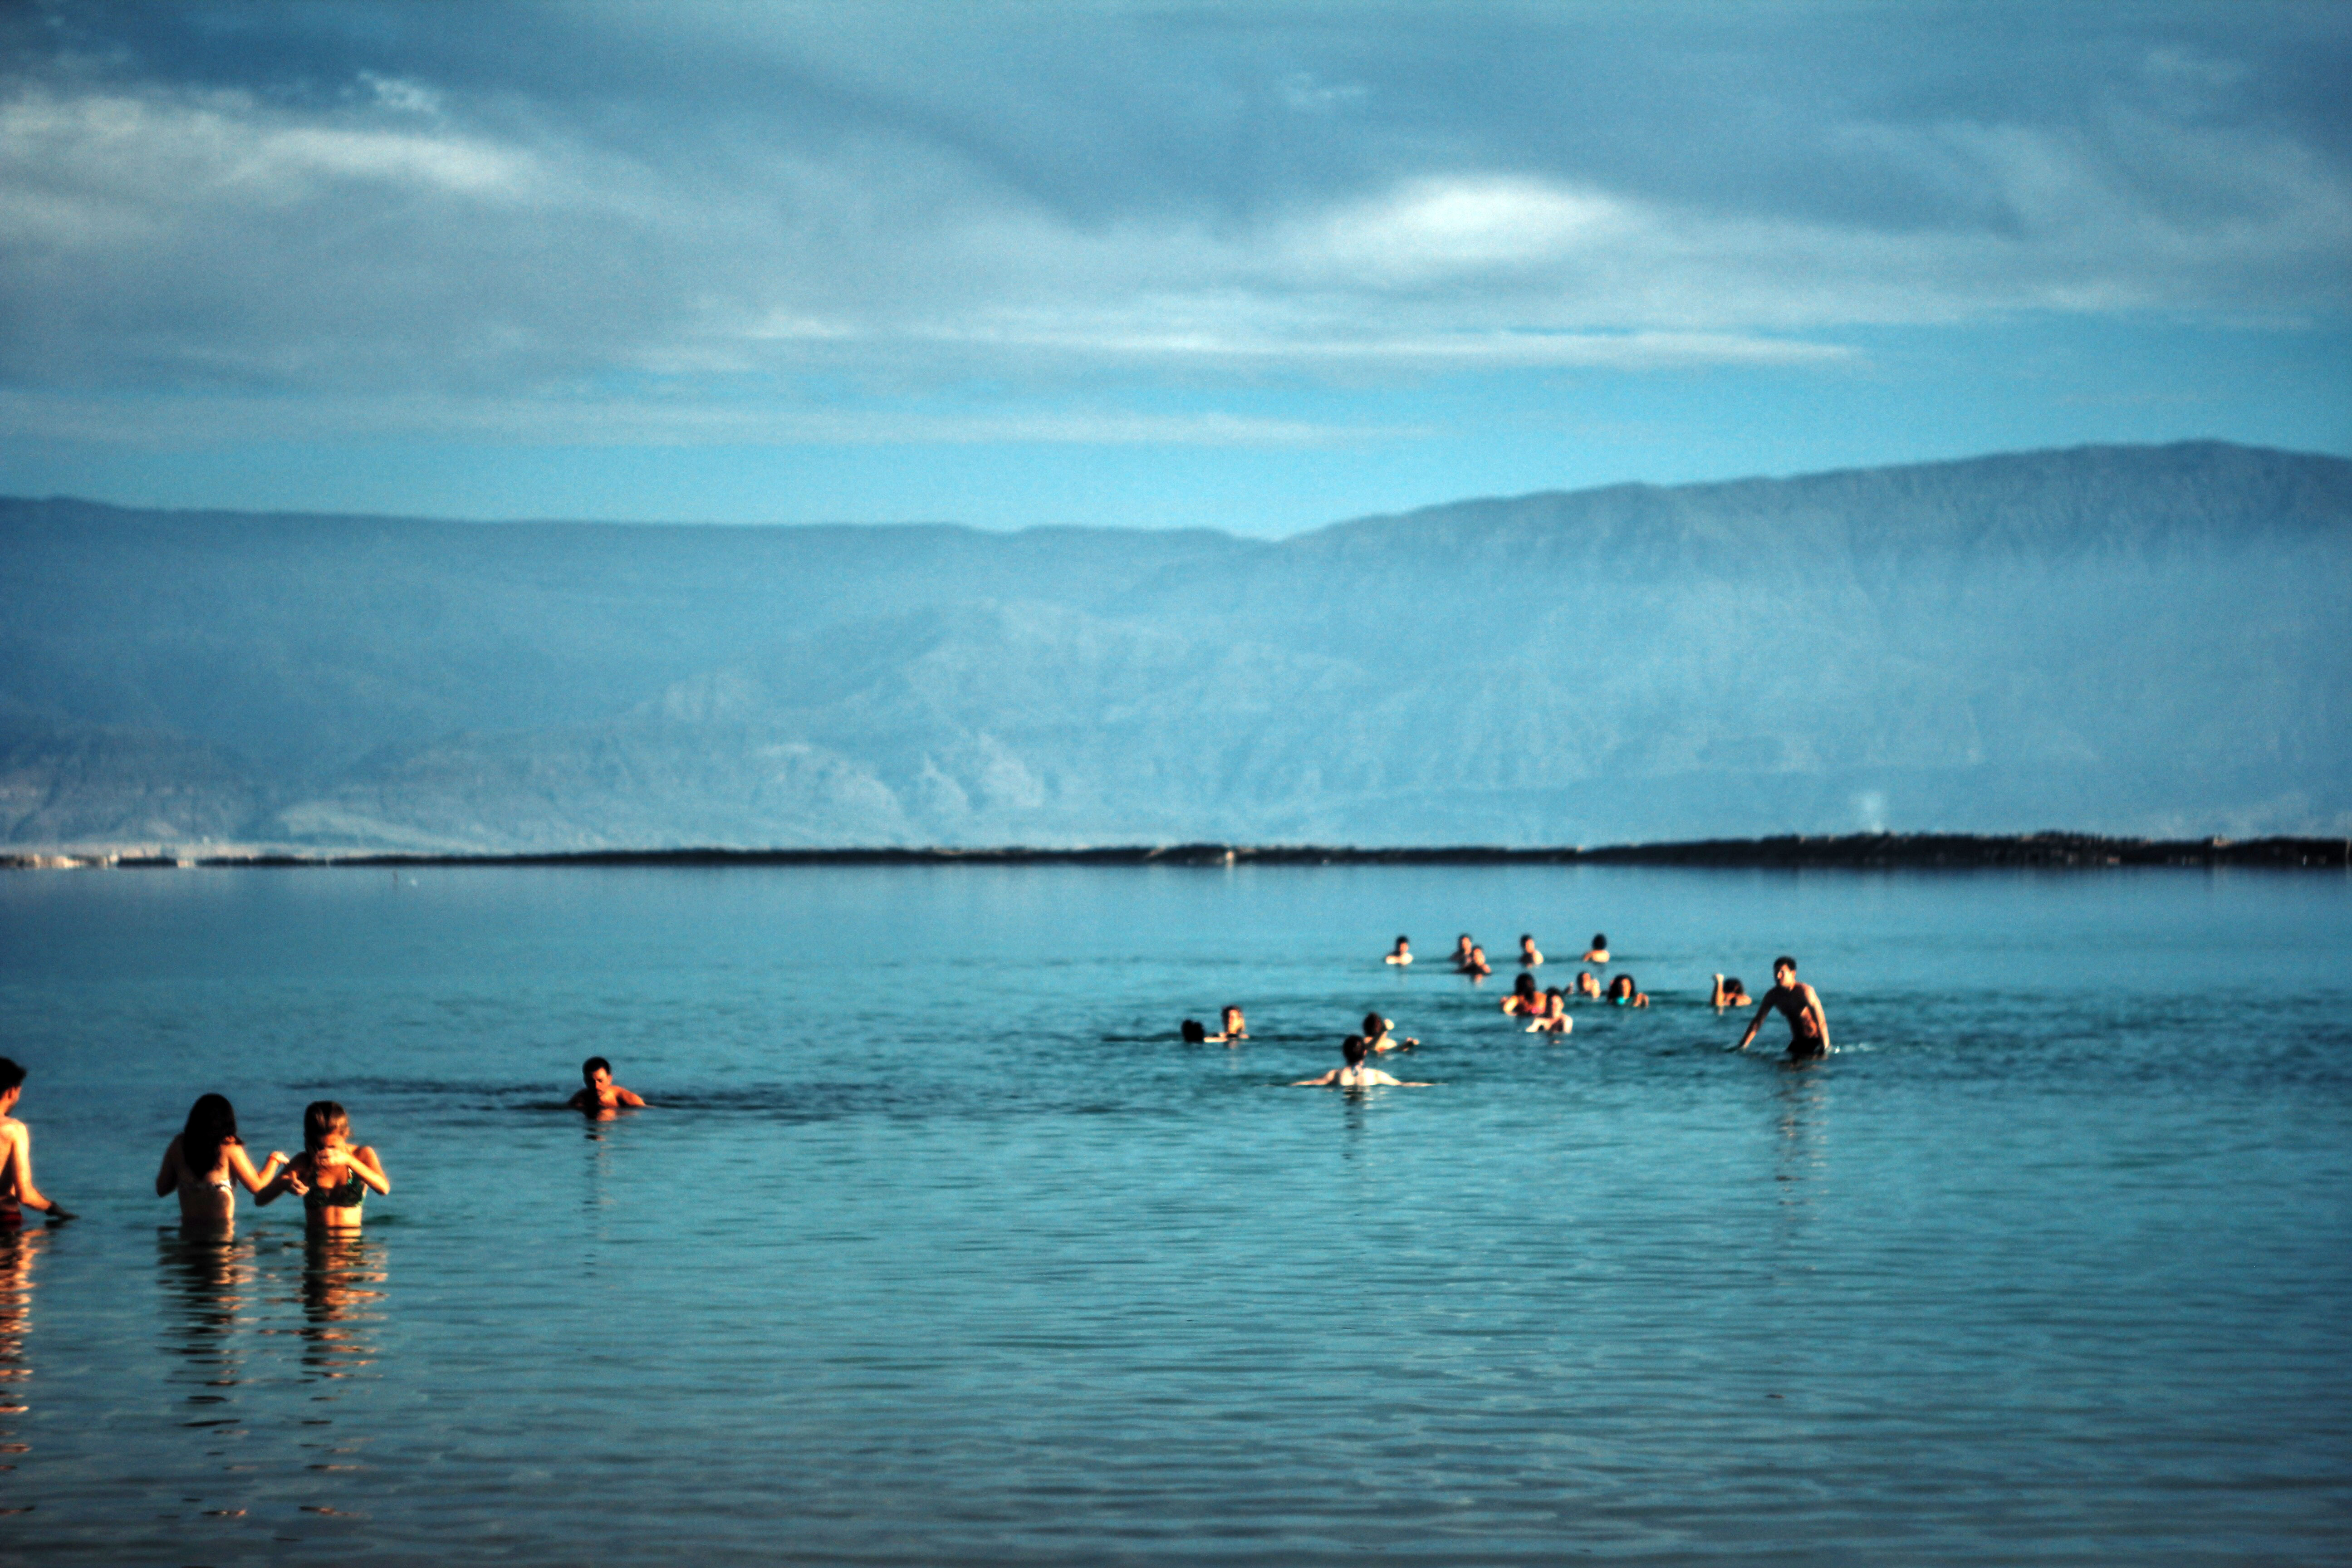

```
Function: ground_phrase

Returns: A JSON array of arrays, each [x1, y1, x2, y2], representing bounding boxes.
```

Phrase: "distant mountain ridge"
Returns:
[[3, 441, 2347, 852]]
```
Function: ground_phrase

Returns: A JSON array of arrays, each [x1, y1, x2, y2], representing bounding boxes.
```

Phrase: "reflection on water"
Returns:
[[299, 1230, 386, 1387], [157, 1226, 260, 1436], [1772, 1072, 1829, 1196], [0, 1227, 41, 1509]]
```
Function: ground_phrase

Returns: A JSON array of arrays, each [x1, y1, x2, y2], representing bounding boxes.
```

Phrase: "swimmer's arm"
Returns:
[[225, 1142, 289, 1195], [255, 1163, 302, 1205], [344, 1145, 392, 1196], [4, 1125, 68, 1219], [1803, 985, 1830, 1051], [612, 1086, 648, 1107], [1289, 1070, 1340, 1087], [1733, 994, 1774, 1051], [1368, 1070, 1432, 1086]]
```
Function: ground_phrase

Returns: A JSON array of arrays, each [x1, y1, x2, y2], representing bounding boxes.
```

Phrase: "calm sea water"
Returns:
[[0, 863, 2347, 1566]]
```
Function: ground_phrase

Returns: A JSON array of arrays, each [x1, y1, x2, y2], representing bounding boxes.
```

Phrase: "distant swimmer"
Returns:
[[1733, 956, 1830, 1061], [1185, 1007, 1248, 1044], [1582, 934, 1610, 964], [154, 1093, 290, 1228], [0, 1059, 73, 1224], [1462, 946, 1493, 979], [1710, 974, 1753, 1009], [1503, 971, 1542, 1015], [1450, 935, 1478, 970], [1291, 1036, 1430, 1088], [569, 1056, 648, 1112], [1518, 934, 1544, 967], [1606, 974, 1650, 1008], [1573, 970, 1603, 999], [1526, 988, 1571, 1034], [1362, 1012, 1418, 1053], [1385, 936, 1413, 966], [259, 1101, 390, 1230]]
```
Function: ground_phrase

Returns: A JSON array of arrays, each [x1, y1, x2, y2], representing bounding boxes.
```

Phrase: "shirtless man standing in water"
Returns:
[[1732, 957, 1831, 1061]]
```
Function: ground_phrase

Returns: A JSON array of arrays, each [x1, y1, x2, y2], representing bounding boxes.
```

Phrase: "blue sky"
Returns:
[[2, 0, 2346, 534]]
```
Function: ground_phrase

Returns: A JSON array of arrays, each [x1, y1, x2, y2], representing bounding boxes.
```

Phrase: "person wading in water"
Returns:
[[1732, 956, 1831, 1061]]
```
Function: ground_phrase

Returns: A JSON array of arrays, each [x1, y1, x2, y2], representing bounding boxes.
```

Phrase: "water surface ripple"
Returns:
[[0, 864, 2346, 1564]]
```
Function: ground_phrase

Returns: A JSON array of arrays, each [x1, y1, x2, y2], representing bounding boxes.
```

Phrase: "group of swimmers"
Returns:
[[0, 1053, 659, 1235], [1181, 936, 1835, 1089], [0, 956, 1838, 1226]]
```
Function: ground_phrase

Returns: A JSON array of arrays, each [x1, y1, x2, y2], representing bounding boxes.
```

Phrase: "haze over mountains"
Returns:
[[2, 441, 2346, 853]]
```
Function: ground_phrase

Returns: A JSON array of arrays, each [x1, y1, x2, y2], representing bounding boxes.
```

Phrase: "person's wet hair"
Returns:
[[581, 1056, 612, 1082], [1362, 1011, 1384, 1035], [1180, 1019, 1208, 1044], [182, 1093, 240, 1174], [1342, 1035, 1368, 1066], [1725, 977, 1746, 997], [1514, 971, 1538, 998], [0, 1058, 22, 1093], [303, 1100, 350, 1154], [1591, 933, 1607, 948], [1774, 956, 1797, 974]]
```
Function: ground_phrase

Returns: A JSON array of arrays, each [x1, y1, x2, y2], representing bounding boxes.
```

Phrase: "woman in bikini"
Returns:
[[1733, 956, 1830, 1060], [154, 1094, 290, 1229], [1605, 974, 1650, 1008], [258, 1101, 390, 1230]]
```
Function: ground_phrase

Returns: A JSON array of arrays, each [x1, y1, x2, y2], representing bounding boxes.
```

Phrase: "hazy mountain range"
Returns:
[[3, 441, 2346, 853]]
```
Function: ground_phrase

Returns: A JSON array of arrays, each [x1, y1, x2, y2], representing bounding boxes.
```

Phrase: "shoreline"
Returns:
[[7, 832, 2347, 871]]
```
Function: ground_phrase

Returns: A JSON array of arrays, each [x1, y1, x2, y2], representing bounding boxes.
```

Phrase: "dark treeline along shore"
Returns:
[[5, 440, 2347, 856], [12, 832, 2347, 871]]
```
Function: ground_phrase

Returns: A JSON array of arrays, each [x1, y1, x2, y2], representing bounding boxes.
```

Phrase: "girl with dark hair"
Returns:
[[154, 1094, 290, 1227], [258, 1102, 390, 1230], [1605, 974, 1650, 1008], [1582, 934, 1611, 963], [1503, 970, 1541, 1015], [1525, 988, 1571, 1034]]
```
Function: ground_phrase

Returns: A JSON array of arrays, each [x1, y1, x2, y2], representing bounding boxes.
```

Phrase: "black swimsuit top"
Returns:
[[303, 1160, 366, 1210]]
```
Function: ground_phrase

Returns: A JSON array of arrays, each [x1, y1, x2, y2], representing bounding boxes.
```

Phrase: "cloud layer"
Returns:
[[2, 1, 2346, 450]]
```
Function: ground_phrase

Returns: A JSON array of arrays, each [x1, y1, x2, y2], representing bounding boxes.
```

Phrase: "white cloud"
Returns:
[[0, 9, 2344, 453]]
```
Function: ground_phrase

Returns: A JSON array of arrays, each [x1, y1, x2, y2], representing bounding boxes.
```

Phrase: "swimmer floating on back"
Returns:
[[1385, 936, 1412, 965], [1732, 957, 1830, 1061], [1291, 1036, 1430, 1088], [1182, 1007, 1248, 1044]]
